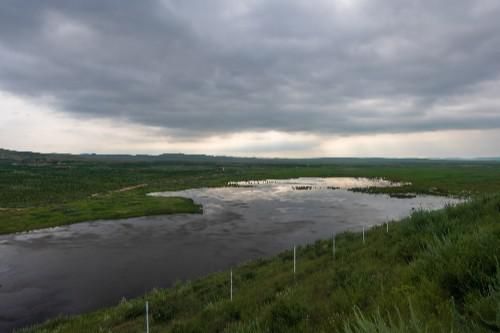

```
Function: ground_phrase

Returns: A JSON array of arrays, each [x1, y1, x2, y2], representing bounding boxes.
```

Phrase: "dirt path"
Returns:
[[113, 184, 148, 193], [0, 207, 27, 211], [90, 184, 148, 198]]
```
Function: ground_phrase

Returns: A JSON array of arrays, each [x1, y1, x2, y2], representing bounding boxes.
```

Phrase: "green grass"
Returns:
[[19, 195, 500, 332], [0, 192, 201, 234]]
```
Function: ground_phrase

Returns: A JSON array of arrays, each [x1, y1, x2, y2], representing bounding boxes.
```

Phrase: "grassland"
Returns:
[[2, 153, 500, 234], [2, 151, 500, 331], [0, 192, 201, 235], [19, 195, 500, 332]]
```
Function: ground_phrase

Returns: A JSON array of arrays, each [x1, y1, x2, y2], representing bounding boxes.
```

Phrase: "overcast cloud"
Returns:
[[1, 0, 500, 155]]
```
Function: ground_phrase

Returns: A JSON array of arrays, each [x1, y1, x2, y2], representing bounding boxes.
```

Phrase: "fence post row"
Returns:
[[140, 223, 389, 332]]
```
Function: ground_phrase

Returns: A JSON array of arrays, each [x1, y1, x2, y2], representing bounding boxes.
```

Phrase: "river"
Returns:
[[0, 178, 460, 331]]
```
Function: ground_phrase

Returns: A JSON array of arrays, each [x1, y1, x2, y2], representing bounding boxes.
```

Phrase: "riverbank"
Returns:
[[19, 195, 500, 332]]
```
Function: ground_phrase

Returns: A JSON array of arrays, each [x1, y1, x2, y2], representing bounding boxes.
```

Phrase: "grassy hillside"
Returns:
[[19, 195, 500, 332]]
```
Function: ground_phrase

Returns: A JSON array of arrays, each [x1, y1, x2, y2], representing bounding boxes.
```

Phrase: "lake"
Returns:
[[0, 177, 460, 331]]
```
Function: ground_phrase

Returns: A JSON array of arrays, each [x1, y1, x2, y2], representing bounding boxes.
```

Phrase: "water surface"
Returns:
[[0, 178, 459, 331]]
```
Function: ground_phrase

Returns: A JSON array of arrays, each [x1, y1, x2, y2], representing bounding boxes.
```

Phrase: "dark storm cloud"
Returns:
[[1, 0, 500, 137]]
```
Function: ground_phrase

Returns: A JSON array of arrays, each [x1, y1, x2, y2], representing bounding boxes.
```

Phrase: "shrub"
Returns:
[[268, 300, 308, 332]]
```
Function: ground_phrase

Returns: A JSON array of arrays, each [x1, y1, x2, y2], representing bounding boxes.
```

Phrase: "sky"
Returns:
[[1, 0, 500, 158]]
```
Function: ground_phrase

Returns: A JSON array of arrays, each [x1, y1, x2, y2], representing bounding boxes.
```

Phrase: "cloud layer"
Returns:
[[1, 0, 500, 152]]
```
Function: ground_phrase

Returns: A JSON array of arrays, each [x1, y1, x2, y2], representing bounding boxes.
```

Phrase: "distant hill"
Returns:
[[0, 148, 78, 164], [475, 157, 500, 161], [1, 148, 499, 166]]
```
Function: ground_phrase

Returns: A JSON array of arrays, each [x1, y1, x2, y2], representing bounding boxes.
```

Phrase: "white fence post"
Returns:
[[386, 221, 389, 233], [293, 245, 296, 274], [145, 301, 149, 333], [332, 235, 336, 259], [362, 226, 365, 244]]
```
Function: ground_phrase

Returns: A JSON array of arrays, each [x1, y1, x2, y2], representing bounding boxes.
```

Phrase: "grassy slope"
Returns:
[[2, 159, 500, 234], [20, 195, 500, 333]]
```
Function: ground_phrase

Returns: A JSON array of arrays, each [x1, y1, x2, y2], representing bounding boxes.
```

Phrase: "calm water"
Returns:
[[0, 178, 459, 331]]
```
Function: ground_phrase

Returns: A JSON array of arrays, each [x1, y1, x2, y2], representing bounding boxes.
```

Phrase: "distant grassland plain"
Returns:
[[1, 154, 500, 234], [1, 152, 500, 332]]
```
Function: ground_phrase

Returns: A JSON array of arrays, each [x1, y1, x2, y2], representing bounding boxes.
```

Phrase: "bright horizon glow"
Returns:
[[1, 91, 499, 159]]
